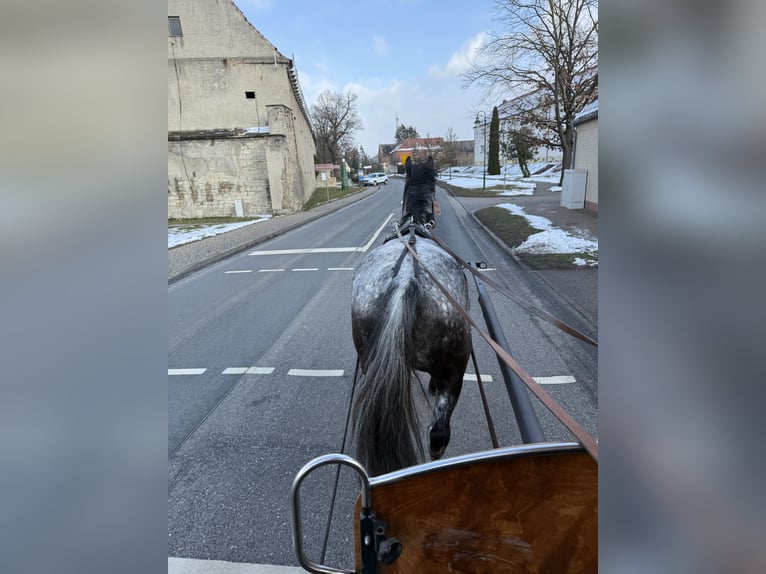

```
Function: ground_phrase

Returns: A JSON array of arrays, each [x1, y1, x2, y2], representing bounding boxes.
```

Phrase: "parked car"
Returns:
[[363, 172, 388, 186]]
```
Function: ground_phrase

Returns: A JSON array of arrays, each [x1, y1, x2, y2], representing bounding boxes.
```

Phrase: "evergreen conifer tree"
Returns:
[[488, 106, 501, 175]]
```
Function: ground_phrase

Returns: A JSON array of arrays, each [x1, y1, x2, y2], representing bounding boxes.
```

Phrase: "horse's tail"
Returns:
[[353, 280, 422, 476]]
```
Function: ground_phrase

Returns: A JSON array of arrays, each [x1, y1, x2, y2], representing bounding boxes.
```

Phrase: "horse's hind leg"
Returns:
[[427, 372, 463, 460]]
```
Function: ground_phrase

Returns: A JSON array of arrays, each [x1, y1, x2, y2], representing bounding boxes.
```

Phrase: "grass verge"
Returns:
[[303, 184, 366, 210], [438, 180, 516, 197], [474, 206, 597, 269], [475, 206, 543, 247]]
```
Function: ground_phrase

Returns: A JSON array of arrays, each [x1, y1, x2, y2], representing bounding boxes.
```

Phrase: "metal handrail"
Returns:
[[291, 454, 371, 574]]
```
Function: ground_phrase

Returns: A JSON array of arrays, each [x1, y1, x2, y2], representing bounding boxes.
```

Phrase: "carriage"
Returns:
[[291, 158, 598, 573]]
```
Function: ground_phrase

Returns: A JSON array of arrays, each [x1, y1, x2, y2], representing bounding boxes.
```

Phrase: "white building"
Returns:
[[473, 93, 564, 168], [572, 99, 598, 212], [168, 0, 316, 218]]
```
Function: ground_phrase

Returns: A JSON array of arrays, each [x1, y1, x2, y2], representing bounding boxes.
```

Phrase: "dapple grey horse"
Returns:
[[350, 158, 472, 475]]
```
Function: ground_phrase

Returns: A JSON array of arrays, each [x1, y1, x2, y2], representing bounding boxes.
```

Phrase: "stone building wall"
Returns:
[[168, 135, 271, 218]]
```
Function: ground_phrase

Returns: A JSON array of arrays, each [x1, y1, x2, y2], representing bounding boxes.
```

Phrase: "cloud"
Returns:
[[372, 35, 390, 56], [295, 70, 337, 106], [344, 76, 484, 154], [428, 31, 488, 79]]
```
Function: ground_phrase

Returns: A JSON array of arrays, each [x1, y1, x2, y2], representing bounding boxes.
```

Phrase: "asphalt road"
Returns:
[[168, 178, 598, 570]]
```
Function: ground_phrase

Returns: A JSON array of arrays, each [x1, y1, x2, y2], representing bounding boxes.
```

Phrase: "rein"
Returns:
[[394, 226, 599, 462], [429, 232, 598, 347]]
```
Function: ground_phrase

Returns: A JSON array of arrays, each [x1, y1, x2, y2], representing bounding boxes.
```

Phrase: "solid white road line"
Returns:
[[287, 369, 344, 377], [249, 247, 359, 256], [534, 375, 577, 385], [168, 369, 207, 376], [359, 214, 393, 252], [169, 557, 304, 574], [246, 214, 392, 257]]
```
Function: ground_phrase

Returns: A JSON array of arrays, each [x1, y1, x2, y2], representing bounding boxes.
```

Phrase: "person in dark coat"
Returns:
[[400, 156, 438, 227]]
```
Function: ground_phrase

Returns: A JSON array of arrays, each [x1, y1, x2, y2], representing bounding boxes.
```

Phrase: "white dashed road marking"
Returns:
[[463, 374, 494, 382], [168, 368, 207, 376], [222, 367, 248, 375], [172, 368, 575, 384], [328, 267, 354, 271], [534, 375, 577, 385], [221, 367, 275, 375], [292, 268, 318, 272], [287, 369, 345, 377], [224, 270, 253, 274], [258, 268, 285, 273]]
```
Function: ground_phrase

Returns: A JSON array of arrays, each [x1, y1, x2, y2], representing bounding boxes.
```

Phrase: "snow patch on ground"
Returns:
[[168, 216, 271, 248], [497, 203, 598, 266]]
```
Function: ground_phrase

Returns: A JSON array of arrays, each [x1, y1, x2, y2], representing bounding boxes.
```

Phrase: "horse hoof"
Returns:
[[429, 446, 446, 460], [428, 423, 450, 459]]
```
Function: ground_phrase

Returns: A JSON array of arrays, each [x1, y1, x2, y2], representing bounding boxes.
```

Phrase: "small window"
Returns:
[[168, 16, 183, 37], [245, 91, 255, 99]]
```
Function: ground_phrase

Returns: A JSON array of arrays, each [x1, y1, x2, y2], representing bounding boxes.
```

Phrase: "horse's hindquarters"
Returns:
[[350, 237, 473, 474]]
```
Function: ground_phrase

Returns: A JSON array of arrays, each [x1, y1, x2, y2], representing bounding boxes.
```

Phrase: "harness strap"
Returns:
[[395, 227, 599, 462], [429, 232, 598, 347]]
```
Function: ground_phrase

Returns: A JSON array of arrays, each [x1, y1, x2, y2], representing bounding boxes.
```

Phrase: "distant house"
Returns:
[[168, 0, 316, 218], [450, 140, 476, 167], [390, 138, 445, 167], [474, 91, 563, 166], [377, 143, 396, 173], [572, 99, 598, 212]]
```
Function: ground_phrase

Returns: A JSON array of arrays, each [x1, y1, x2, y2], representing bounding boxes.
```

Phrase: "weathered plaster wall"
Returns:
[[167, 0, 315, 218]]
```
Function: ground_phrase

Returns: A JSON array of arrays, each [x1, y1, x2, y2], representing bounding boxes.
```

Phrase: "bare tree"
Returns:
[[310, 90, 363, 164], [463, 0, 598, 184], [442, 126, 459, 172]]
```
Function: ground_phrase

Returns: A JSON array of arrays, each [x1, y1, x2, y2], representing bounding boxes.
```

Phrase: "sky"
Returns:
[[234, 0, 498, 156]]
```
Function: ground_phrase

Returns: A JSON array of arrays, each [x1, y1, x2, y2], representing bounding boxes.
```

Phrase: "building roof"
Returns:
[[497, 88, 547, 120], [391, 137, 445, 154], [573, 99, 598, 125]]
